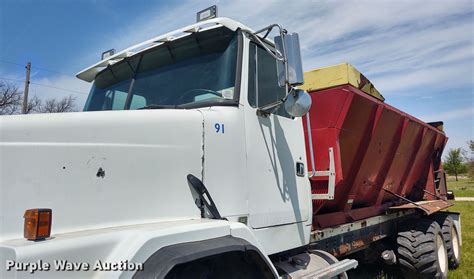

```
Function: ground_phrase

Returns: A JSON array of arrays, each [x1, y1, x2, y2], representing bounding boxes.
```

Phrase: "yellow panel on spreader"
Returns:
[[301, 63, 385, 102]]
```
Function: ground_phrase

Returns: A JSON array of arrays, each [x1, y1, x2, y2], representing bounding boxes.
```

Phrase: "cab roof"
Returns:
[[76, 17, 252, 82]]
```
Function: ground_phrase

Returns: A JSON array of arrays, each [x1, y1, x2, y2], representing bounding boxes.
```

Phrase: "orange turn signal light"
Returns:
[[23, 208, 52, 241]]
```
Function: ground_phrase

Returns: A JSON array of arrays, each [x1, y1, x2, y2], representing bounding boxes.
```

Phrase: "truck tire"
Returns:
[[435, 215, 461, 269], [397, 219, 448, 279]]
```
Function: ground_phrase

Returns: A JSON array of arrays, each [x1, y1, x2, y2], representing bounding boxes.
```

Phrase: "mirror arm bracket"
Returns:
[[256, 99, 284, 117], [256, 87, 294, 116]]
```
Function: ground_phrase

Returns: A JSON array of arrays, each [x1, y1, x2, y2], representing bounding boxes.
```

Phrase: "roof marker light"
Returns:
[[101, 49, 115, 60], [23, 208, 52, 241], [196, 5, 217, 22]]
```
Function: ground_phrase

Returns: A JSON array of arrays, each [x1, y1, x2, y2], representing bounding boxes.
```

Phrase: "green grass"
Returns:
[[446, 179, 474, 278], [447, 177, 474, 197], [446, 201, 474, 279]]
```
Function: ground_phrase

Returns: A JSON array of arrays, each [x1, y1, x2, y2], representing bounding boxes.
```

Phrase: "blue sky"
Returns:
[[0, 0, 472, 153]]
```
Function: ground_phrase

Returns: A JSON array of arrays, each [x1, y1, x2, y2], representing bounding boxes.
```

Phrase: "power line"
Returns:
[[0, 60, 24, 67], [0, 60, 75, 76], [31, 66, 75, 76], [0, 77, 24, 83], [0, 60, 89, 96], [0, 77, 89, 95], [29, 81, 89, 95]]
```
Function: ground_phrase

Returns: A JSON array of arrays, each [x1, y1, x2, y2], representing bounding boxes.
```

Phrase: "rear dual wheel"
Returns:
[[397, 219, 448, 279], [435, 215, 461, 269]]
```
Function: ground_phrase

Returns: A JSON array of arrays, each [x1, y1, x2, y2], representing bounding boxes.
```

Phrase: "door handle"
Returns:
[[296, 162, 305, 177]]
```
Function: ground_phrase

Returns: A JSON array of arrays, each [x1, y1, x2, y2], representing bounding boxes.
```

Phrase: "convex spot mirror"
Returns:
[[284, 89, 311, 117], [274, 32, 304, 87]]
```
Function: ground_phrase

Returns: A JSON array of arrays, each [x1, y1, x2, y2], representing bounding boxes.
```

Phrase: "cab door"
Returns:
[[244, 41, 311, 229]]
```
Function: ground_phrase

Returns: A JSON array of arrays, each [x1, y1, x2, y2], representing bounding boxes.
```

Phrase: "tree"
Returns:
[[25, 95, 42, 114], [0, 82, 77, 114], [38, 95, 76, 113], [0, 81, 22, 115], [443, 148, 467, 181], [467, 140, 474, 179]]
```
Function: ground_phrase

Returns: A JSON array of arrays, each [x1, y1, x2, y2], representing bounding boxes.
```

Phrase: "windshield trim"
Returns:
[[232, 29, 243, 106]]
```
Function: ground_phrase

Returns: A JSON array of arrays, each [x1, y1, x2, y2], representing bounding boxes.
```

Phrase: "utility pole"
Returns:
[[22, 62, 31, 114]]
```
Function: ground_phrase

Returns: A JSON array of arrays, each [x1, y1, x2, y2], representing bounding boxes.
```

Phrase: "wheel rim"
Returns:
[[452, 227, 460, 260], [437, 234, 447, 274]]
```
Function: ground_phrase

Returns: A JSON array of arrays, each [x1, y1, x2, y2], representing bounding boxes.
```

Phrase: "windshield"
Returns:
[[84, 28, 238, 111]]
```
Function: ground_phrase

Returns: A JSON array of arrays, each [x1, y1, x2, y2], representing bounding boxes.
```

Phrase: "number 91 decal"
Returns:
[[215, 123, 225, 134]]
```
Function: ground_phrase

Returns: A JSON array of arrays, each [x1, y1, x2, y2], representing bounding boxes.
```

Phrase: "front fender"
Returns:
[[0, 219, 228, 279], [0, 219, 276, 279]]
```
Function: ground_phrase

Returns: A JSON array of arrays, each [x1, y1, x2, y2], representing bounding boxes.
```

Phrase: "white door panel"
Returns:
[[243, 40, 311, 229], [246, 113, 310, 228]]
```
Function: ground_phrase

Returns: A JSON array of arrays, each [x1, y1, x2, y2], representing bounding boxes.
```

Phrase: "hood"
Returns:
[[0, 110, 204, 241]]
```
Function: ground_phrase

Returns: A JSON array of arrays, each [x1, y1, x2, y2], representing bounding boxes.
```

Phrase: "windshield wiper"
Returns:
[[137, 104, 179, 110]]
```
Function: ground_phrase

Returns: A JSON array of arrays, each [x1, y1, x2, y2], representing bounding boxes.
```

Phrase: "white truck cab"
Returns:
[[1, 7, 463, 279], [1, 13, 340, 278]]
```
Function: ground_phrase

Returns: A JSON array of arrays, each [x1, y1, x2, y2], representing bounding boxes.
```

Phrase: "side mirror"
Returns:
[[284, 89, 311, 117], [275, 32, 304, 87]]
